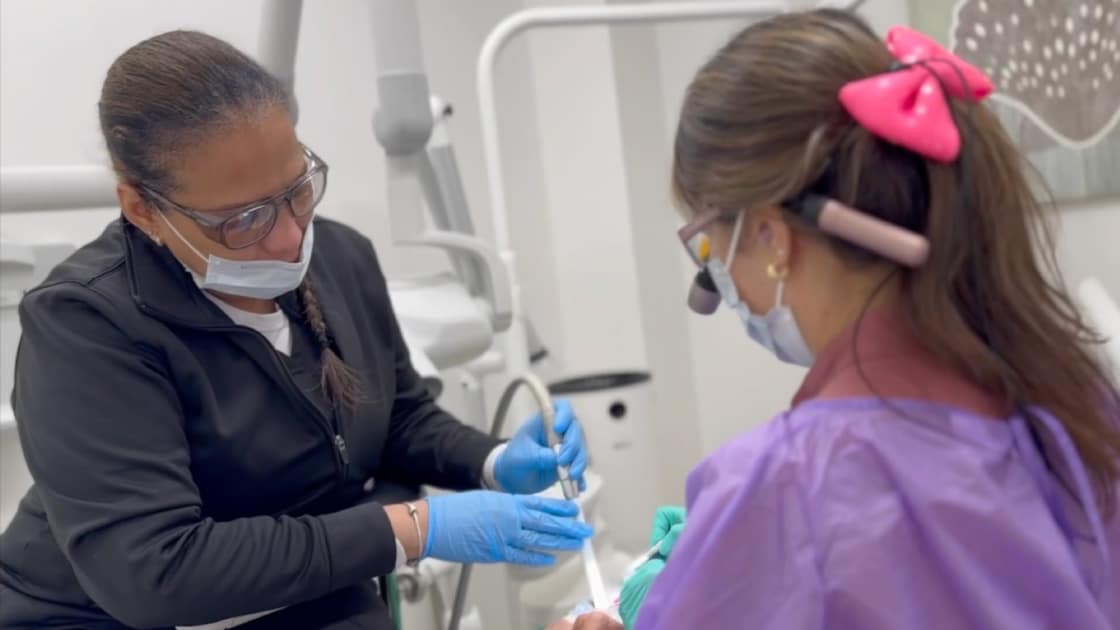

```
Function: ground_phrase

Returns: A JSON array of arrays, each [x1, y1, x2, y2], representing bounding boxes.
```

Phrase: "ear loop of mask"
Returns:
[[724, 210, 789, 312], [156, 210, 209, 267], [723, 209, 746, 272]]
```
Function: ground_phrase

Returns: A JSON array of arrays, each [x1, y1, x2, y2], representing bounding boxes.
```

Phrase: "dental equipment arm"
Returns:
[[422, 97, 487, 296], [258, 0, 303, 123], [0, 166, 117, 212], [369, 0, 513, 332]]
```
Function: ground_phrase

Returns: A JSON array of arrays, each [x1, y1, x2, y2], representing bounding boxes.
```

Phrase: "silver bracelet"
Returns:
[[405, 502, 424, 567]]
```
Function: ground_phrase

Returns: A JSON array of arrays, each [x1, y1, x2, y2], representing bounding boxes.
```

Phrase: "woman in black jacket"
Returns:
[[0, 30, 591, 630]]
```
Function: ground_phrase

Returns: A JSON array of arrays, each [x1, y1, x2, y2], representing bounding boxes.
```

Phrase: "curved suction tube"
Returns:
[[447, 374, 594, 630]]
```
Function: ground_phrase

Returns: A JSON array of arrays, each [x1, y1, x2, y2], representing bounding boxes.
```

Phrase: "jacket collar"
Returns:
[[124, 218, 371, 426], [124, 219, 230, 328]]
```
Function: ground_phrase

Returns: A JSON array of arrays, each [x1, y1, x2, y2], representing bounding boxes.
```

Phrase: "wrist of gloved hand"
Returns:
[[480, 443, 507, 490], [651, 505, 686, 556], [613, 504, 685, 628], [619, 557, 666, 629], [424, 490, 593, 566], [655, 523, 684, 557]]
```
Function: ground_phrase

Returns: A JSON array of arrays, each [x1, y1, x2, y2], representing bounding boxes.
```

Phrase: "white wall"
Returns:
[[1057, 198, 1120, 381], [605, 1, 704, 502], [521, 0, 649, 376], [1057, 199, 1120, 299]]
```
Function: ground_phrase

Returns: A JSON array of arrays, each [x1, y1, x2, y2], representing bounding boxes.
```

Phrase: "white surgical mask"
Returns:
[[157, 212, 314, 300], [706, 212, 814, 367]]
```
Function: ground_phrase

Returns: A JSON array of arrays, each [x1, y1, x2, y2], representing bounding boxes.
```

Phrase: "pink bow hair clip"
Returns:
[[838, 26, 994, 162]]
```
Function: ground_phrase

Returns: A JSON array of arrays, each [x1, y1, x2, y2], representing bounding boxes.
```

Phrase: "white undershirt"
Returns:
[[200, 290, 293, 356]]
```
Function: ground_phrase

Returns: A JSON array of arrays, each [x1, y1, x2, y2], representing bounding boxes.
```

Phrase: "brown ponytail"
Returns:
[[298, 278, 363, 410], [906, 98, 1120, 511], [671, 8, 1120, 511]]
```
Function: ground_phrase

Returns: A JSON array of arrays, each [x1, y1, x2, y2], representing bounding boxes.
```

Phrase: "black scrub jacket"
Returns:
[[0, 217, 501, 629]]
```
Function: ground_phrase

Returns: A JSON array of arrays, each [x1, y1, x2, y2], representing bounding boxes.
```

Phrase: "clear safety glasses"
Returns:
[[140, 145, 328, 250], [677, 207, 745, 269]]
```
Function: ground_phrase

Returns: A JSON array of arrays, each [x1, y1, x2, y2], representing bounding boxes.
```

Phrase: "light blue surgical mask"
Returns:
[[158, 211, 314, 300], [706, 212, 814, 367]]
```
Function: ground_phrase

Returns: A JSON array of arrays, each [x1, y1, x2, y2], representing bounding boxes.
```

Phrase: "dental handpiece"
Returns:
[[554, 451, 579, 500], [543, 408, 608, 609], [544, 411, 579, 500]]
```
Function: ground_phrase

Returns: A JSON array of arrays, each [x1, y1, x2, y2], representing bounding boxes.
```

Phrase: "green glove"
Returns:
[[616, 506, 687, 629], [619, 557, 665, 629], [650, 505, 686, 556]]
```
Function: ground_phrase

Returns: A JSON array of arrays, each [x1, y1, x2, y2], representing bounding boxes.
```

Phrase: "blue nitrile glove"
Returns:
[[650, 505, 686, 556], [619, 558, 665, 629], [494, 399, 588, 495], [424, 491, 593, 566]]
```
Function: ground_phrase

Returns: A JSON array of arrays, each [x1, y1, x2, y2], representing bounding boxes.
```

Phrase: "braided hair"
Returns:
[[298, 278, 363, 410]]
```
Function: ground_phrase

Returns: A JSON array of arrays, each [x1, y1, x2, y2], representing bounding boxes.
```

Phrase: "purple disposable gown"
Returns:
[[636, 308, 1119, 629]]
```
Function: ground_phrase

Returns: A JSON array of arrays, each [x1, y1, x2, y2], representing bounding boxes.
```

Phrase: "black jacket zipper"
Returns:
[[137, 305, 349, 478]]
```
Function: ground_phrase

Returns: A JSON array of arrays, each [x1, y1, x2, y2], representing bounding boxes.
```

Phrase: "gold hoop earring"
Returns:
[[766, 262, 788, 280]]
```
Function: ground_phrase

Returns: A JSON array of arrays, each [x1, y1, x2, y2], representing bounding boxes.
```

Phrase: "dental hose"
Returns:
[[446, 374, 606, 630]]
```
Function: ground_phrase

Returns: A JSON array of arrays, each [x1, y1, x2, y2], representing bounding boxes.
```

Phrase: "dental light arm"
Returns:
[[0, 166, 117, 213], [258, 0, 304, 123], [369, 0, 513, 332], [425, 98, 477, 237], [422, 98, 487, 298]]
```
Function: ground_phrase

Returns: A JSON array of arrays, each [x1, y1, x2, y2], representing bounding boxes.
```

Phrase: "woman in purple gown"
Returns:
[[554, 7, 1120, 630]]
